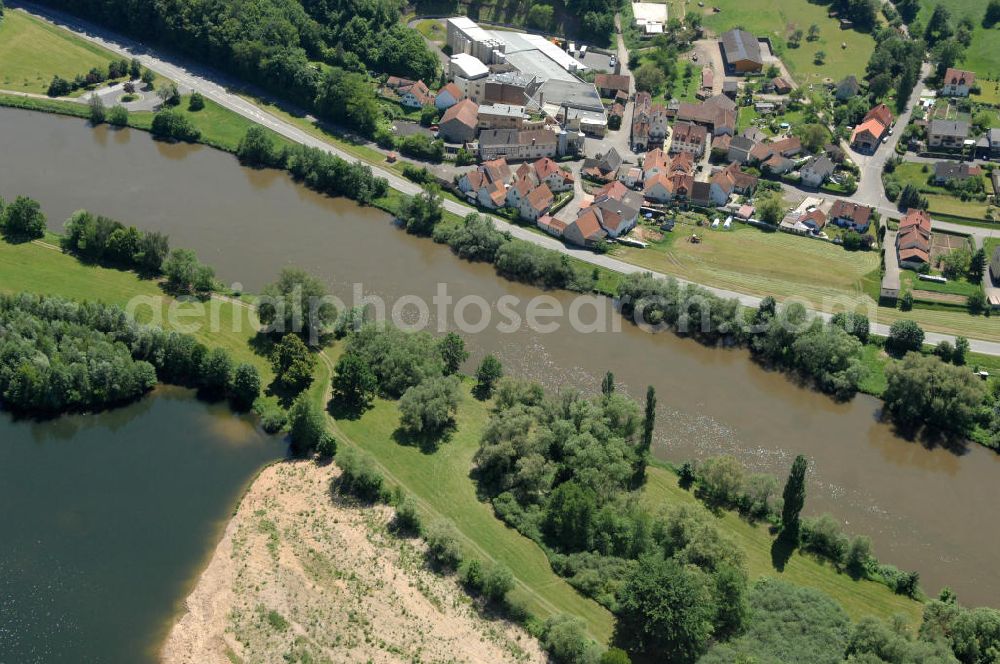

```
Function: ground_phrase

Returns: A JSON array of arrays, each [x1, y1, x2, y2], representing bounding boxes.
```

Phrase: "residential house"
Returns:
[[641, 147, 670, 181], [619, 166, 644, 188], [582, 147, 624, 181], [644, 171, 694, 203], [595, 73, 631, 99], [709, 162, 758, 205], [457, 157, 510, 194], [478, 128, 559, 161], [748, 136, 801, 164], [850, 104, 893, 153], [700, 68, 715, 97], [385, 76, 415, 91], [799, 156, 835, 187], [531, 157, 574, 192], [896, 208, 932, 268], [829, 200, 873, 233], [592, 195, 640, 238], [976, 127, 1000, 160], [711, 134, 732, 159], [537, 214, 569, 237], [771, 77, 793, 94], [649, 104, 671, 145], [439, 98, 479, 143], [762, 154, 794, 175], [851, 119, 886, 153], [505, 175, 533, 210], [932, 161, 981, 185], [520, 184, 554, 221], [669, 121, 708, 156], [398, 80, 434, 109], [564, 207, 608, 246], [477, 104, 529, 130], [835, 75, 860, 101], [632, 92, 653, 151], [941, 68, 975, 97], [927, 120, 969, 149], [690, 181, 712, 207], [781, 207, 827, 234], [720, 28, 763, 73], [435, 83, 465, 111], [676, 95, 737, 136], [727, 135, 756, 164]]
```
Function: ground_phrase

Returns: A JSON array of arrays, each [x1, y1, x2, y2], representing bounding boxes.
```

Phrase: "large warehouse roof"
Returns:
[[721, 28, 762, 65]]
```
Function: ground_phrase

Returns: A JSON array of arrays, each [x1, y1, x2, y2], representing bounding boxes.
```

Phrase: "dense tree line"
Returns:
[[37, 0, 436, 137], [864, 27, 925, 113], [0, 293, 260, 414], [617, 275, 867, 399], [433, 213, 594, 292], [236, 127, 388, 205]]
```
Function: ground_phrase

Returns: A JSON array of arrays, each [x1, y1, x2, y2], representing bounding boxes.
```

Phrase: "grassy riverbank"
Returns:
[[0, 185, 943, 652], [0, 9, 118, 95]]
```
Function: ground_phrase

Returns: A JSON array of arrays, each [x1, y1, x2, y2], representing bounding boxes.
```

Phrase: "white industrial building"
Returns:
[[444, 16, 607, 135]]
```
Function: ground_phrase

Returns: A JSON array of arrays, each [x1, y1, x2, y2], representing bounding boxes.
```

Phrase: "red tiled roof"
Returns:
[[829, 200, 872, 226], [943, 68, 975, 87], [595, 73, 631, 92], [899, 208, 932, 235], [864, 104, 894, 128], [851, 118, 886, 143], [441, 98, 479, 129], [526, 184, 554, 212], [437, 82, 464, 101]]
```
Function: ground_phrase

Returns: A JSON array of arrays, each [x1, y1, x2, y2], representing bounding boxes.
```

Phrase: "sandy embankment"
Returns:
[[161, 459, 545, 664]]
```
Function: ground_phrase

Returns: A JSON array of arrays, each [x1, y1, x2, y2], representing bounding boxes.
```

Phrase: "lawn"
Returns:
[[697, 0, 876, 86], [890, 162, 991, 222], [641, 467, 923, 623], [0, 236, 272, 379], [327, 364, 617, 644], [0, 9, 119, 95], [614, 223, 881, 309], [128, 95, 293, 153], [917, 0, 1000, 80]]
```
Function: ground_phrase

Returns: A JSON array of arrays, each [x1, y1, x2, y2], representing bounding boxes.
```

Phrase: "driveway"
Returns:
[[13, 1, 999, 353]]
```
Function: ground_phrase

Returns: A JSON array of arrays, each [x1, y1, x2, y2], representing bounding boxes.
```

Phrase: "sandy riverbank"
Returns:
[[161, 459, 545, 663]]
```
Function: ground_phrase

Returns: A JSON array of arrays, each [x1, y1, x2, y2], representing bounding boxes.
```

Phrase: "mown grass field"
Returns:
[[0, 236, 272, 379], [917, 0, 1000, 80], [697, 0, 875, 85], [326, 363, 617, 644], [615, 223, 881, 307], [641, 467, 923, 623], [0, 10, 119, 95]]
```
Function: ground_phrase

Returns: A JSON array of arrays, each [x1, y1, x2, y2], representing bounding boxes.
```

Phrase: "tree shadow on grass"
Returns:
[[327, 395, 371, 422], [770, 528, 797, 573], [391, 424, 454, 454]]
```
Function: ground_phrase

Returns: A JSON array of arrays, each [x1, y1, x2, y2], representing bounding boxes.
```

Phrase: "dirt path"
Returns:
[[161, 459, 545, 664]]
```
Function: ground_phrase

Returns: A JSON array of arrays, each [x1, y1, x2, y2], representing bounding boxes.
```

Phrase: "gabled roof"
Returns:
[[441, 98, 479, 129], [803, 156, 835, 177], [934, 161, 980, 181], [525, 184, 554, 212], [851, 118, 886, 143], [643, 147, 669, 173], [720, 28, 762, 65], [864, 104, 894, 128], [829, 200, 872, 226], [400, 80, 434, 105], [570, 207, 608, 242], [533, 157, 562, 180], [928, 119, 969, 138], [482, 158, 512, 183], [943, 68, 975, 87], [672, 121, 707, 144], [437, 82, 464, 101], [899, 208, 932, 235], [510, 175, 533, 198], [537, 214, 568, 235], [595, 180, 630, 201], [595, 73, 631, 93]]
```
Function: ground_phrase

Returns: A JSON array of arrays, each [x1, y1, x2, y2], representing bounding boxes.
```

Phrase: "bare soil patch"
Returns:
[[162, 460, 544, 664]]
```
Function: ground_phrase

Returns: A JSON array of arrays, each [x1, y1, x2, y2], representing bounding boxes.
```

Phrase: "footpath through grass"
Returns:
[[0, 9, 119, 95], [324, 355, 617, 644], [641, 466, 924, 624]]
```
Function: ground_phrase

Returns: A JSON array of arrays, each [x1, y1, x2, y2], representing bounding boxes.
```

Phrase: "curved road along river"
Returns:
[[7, 0, 1000, 354]]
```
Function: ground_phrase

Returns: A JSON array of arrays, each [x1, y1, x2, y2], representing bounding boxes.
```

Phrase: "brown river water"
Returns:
[[2, 107, 999, 609]]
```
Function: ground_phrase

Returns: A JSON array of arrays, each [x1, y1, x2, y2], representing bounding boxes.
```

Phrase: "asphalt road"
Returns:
[[10, 1, 1000, 354]]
